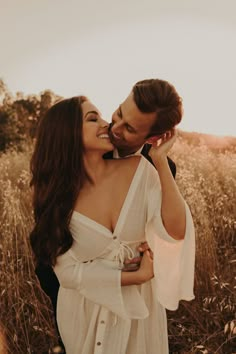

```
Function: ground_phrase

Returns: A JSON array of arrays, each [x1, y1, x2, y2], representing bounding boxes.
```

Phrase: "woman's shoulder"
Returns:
[[106, 156, 141, 178]]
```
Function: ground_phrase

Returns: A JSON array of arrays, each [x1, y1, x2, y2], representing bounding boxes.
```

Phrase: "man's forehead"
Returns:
[[121, 93, 156, 130]]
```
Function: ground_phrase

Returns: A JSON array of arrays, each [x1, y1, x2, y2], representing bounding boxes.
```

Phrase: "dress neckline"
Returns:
[[72, 157, 145, 236]]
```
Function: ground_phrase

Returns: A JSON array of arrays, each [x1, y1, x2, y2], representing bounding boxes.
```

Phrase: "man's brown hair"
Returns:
[[132, 79, 183, 137]]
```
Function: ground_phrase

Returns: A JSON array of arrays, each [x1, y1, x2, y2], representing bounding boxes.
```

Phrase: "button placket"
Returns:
[[94, 307, 108, 354]]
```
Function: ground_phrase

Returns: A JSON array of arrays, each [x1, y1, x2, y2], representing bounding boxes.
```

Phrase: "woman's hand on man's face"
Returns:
[[147, 129, 177, 161]]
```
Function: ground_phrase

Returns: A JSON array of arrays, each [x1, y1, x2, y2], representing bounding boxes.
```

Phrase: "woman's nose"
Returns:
[[100, 119, 109, 128]]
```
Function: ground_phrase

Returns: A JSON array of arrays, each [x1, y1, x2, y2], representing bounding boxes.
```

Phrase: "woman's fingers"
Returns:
[[138, 241, 149, 252], [138, 242, 153, 259], [124, 256, 141, 265]]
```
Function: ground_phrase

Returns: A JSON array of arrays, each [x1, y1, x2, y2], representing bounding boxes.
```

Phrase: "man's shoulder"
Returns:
[[141, 144, 152, 157], [141, 143, 176, 178], [103, 150, 113, 160]]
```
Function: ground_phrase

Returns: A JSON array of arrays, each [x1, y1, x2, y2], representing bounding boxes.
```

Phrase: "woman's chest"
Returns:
[[70, 212, 147, 262], [75, 179, 135, 233]]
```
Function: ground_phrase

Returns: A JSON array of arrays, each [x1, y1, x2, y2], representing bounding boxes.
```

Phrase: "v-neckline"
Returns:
[[72, 157, 144, 236]]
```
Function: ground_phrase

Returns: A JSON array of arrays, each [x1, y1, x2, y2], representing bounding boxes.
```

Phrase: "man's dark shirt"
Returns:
[[35, 145, 176, 350]]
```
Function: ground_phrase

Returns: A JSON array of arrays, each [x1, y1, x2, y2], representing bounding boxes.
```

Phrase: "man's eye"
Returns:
[[126, 126, 134, 133]]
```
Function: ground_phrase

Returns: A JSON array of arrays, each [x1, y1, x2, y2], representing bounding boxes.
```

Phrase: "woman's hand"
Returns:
[[136, 250, 154, 284], [147, 129, 177, 162], [122, 242, 152, 272], [121, 248, 154, 286]]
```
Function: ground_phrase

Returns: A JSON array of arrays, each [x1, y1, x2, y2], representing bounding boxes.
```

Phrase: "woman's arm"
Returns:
[[121, 250, 154, 285], [54, 249, 153, 319], [145, 132, 196, 310], [148, 130, 186, 240], [55, 249, 154, 289]]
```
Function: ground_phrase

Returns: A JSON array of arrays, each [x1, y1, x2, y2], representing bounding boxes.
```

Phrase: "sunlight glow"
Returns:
[[1, 3, 236, 137]]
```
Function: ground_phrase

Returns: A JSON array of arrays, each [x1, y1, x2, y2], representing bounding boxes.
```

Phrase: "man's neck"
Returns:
[[116, 145, 143, 158], [117, 149, 134, 158]]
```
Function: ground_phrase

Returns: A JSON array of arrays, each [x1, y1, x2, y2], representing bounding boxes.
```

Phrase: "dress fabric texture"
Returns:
[[54, 156, 195, 354]]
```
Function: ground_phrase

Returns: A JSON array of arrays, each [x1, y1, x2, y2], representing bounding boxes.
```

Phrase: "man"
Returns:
[[106, 78, 181, 173], [35, 78, 183, 351]]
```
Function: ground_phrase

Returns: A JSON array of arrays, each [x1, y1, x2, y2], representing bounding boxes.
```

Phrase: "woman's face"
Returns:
[[82, 100, 114, 153]]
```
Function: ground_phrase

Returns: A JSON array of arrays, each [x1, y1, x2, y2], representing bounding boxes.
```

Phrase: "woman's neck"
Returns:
[[83, 152, 110, 185]]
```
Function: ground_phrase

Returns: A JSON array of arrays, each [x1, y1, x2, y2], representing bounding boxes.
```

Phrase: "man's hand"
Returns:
[[122, 242, 152, 272]]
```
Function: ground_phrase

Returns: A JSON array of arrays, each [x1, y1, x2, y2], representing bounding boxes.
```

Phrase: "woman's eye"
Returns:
[[88, 117, 98, 122]]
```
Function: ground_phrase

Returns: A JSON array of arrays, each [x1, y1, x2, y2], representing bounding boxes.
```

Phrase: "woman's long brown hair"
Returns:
[[30, 96, 88, 266]]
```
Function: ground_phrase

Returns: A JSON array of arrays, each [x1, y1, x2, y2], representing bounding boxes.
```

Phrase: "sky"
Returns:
[[0, 0, 236, 136]]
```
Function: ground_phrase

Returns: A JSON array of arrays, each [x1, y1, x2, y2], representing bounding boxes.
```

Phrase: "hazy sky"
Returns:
[[1, 0, 236, 136]]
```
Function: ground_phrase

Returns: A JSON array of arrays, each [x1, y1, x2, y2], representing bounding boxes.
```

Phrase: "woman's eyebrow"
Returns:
[[84, 110, 99, 118]]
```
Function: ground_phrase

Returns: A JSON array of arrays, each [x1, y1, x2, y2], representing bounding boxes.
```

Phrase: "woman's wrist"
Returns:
[[151, 155, 168, 169], [121, 269, 146, 286]]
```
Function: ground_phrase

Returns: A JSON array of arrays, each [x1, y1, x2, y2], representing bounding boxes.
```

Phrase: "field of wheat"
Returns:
[[0, 138, 235, 354]]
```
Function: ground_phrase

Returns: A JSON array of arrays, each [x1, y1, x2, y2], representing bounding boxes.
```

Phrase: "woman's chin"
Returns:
[[104, 143, 114, 152], [102, 141, 115, 151]]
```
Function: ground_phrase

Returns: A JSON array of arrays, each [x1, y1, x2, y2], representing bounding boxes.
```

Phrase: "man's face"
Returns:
[[110, 93, 156, 155]]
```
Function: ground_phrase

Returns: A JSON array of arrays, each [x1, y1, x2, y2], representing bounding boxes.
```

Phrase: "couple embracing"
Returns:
[[30, 78, 195, 354]]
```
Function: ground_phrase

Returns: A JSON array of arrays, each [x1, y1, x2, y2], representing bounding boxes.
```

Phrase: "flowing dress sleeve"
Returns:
[[54, 242, 149, 320], [145, 160, 195, 311]]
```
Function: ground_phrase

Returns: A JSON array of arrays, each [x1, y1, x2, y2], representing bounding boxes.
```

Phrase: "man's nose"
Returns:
[[111, 121, 123, 134]]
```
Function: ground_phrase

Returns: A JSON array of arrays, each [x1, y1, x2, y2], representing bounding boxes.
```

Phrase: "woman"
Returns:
[[30, 96, 195, 354]]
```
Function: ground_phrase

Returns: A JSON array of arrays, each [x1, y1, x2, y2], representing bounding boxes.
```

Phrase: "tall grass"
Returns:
[[0, 140, 235, 353], [168, 138, 236, 353], [0, 148, 57, 353]]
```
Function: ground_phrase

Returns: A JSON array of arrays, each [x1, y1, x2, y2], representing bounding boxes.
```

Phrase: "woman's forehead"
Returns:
[[82, 100, 101, 116]]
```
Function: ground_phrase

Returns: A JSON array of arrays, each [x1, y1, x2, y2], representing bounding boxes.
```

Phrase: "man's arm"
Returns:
[[35, 263, 60, 314], [35, 263, 65, 351], [166, 156, 176, 178]]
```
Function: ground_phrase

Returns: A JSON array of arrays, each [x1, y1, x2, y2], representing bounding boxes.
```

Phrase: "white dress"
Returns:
[[54, 157, 195, 354]]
